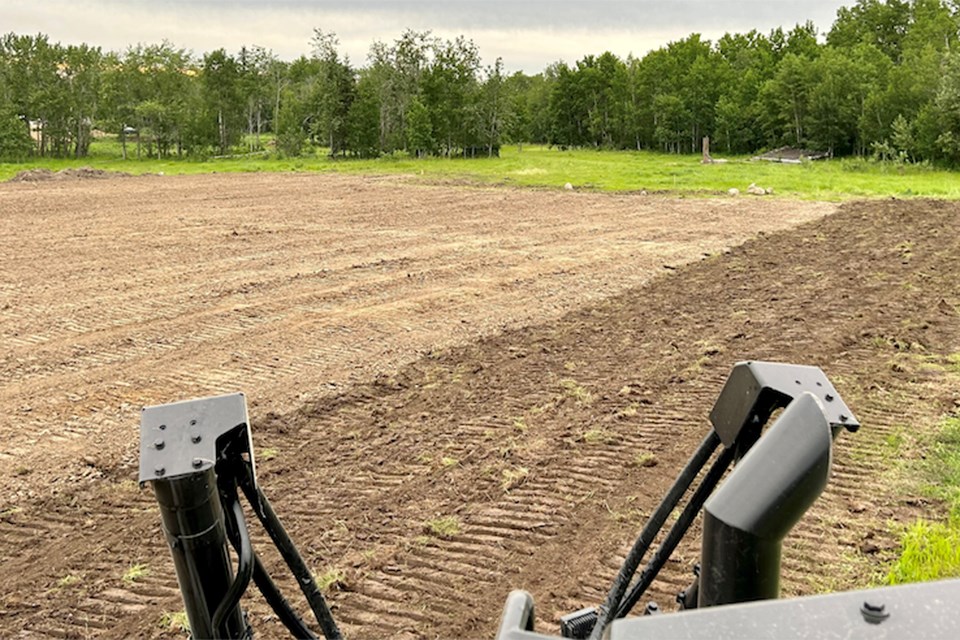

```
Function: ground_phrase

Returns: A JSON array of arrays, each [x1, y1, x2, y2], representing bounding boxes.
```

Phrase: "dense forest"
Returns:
[[3, 0, 960, 164]]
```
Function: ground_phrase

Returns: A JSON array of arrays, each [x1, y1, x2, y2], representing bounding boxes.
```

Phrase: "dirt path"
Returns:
[[2, 177, 958, 639]]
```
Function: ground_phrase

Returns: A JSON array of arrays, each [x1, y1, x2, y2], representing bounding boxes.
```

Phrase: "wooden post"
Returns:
[[702, 136, 712, 164]]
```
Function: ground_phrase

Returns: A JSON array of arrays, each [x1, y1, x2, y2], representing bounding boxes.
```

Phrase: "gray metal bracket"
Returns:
[[709, 361, 859, 448], [138, 392, 257, 486]]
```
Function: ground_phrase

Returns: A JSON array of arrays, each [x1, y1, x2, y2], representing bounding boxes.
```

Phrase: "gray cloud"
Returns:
[[8, 1, 852, 72]]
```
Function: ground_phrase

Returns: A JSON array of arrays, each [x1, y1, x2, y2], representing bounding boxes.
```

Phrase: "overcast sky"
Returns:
[[8, 1, 853, 72]]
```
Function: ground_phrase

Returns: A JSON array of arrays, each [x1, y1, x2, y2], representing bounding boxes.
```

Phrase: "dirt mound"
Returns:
[[8, 166, 131, 182]]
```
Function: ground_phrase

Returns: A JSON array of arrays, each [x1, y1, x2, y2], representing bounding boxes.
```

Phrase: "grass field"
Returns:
[[6, 137, 960, 199]]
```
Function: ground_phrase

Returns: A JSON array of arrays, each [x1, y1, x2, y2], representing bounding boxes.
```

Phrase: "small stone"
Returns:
[[564, 182, 574, 190]]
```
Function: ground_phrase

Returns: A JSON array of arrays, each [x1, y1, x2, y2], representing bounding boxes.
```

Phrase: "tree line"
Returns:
[[3, 0, 960, 164]]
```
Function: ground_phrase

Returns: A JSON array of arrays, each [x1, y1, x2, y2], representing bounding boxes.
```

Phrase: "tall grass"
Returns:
[[6, 138, 960, 200]]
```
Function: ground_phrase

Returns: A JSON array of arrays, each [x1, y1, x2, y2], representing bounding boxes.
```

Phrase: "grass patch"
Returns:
[[122, 563, 149, 584], [885, 517, 960, 584], [424, 515, 460, 539], [159, 610, 190, 634], [314, 568, 346, 592], [632, 452, 659, 468], [10, 140, 960, 200], [919, 416, 960, 512], [559, 378, 593, 405], [886, 414, 960, 585], [501, 466, 529, 491], [57, 574, 81, 588], [259, 447, 278, 461]]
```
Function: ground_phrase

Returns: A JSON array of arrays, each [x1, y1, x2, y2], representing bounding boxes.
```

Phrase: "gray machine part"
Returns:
[[496, 580, 960, 640]]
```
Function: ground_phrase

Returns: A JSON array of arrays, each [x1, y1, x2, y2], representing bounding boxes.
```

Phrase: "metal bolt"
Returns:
[[840, 414, 849, 423], [644, 602, 660, 616], [860, 601, 889, 624], [795, 380, 801, 385], [158, 423, 167, 430], [191, 434, 202, 444], [154, 439, 165, 450], [189, 419, 197, 426], [192, 458, 204, 469], [825, 394, 835, 402], [154, 467, 165, 476], [816, 381, 823, 387]]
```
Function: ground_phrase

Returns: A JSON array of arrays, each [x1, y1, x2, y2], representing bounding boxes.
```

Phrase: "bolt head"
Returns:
[[154, 467, 165, 476], [861, 601, 890, 624], [192, 458, 204, 469], [154, 439, 165, 450], [191, 434, 202, 444]]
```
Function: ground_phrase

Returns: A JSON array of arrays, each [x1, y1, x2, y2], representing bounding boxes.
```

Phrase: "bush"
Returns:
[[0, 111, 35, 160]]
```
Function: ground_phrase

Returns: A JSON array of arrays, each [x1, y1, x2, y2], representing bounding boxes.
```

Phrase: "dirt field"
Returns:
[[1, 174, 958, 639]]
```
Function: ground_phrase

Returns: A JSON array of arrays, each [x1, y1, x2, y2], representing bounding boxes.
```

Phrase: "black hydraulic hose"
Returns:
[[213, 496, 255, 637], [220, 490, 318, 639], [588, 430, 721, 640], [615, 444, 736, 619], [252, 552, 319, 640], [239, 465, 343, 640]]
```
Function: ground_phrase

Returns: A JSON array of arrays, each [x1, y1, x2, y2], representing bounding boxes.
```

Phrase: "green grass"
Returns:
[[424, 515, 460, 538], [885, 517, 960, 584], [886, 415, 960, 585], [159, 610, 190, 634], [122, 562, 150, 584], [8, 139, 960, 200], [313, 568, 346, 592]]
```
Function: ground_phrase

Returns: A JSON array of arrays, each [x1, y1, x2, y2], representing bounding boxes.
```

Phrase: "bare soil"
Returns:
[[0, 174, 958, 639]]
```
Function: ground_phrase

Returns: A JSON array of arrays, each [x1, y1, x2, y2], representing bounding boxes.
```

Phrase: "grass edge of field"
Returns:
[[881, 354, 960, 586], [6, 141, 960, 200]]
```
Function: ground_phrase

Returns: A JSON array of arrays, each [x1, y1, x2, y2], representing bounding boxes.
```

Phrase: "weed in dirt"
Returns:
[[632, 452, 658, 468], [260, 447, 278, 461], [159, 610, 190, 634], [617, 403, 640, 419], [57, 574, 81, 588], [424, 516, 460, 539], [314, 568, 346, 592], [122, 563, 149, 584], [947, 353, 960, 375], [560, 378, 593, 405], [581, 428, 620, 445], [512, 417, 528, 433], [501, 467, 529, 491], [440, 456, 459, 469]]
